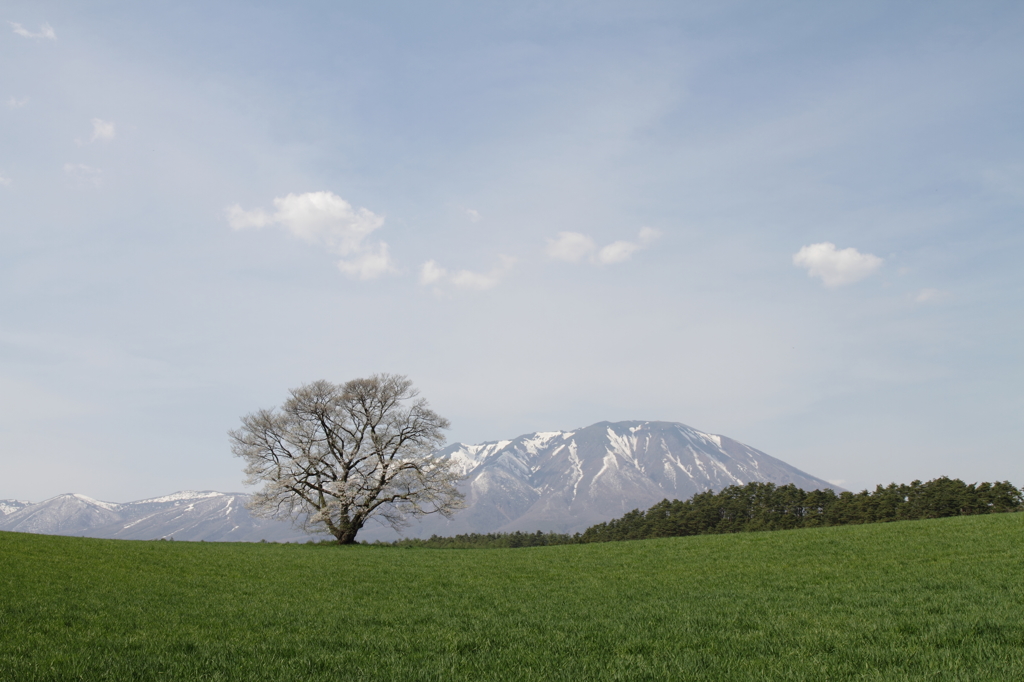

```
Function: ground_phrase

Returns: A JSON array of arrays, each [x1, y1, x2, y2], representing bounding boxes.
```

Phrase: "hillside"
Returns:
[[2, 513, 1021, 680]]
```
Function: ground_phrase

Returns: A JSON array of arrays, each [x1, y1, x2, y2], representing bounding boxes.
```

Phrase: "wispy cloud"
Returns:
[[546, 227, 659, 265], [9, 22, 55, 40], [337, 242, 393, 280], [419, 260, 448, 286], [63, 163, 102, 187], [90, 119, 115, 142], [545, 232, 596, 263], [792, 242, 882, 287], [227, 191, 395, 279], [465, 208, 481, 223], [0, 174, 11, 186], [6, 96, 28, 109], [419, 255, 515, 291], [596, 240, 642, 265], [914, 288, 945, 303]]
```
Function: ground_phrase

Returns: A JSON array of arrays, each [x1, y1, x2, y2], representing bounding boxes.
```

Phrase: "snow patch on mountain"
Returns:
[[0, 500, 32, 516], [69, 493, 121, 511], [695, 431, 722, 448], [132, 491, 227, 504]]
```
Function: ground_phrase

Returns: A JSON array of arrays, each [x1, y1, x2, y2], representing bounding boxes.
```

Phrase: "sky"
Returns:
[[2, 1, 1022, 503]]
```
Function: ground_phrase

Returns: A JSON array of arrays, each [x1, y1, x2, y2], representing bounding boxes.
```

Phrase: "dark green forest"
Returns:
[[380, 476, 1022, 549]]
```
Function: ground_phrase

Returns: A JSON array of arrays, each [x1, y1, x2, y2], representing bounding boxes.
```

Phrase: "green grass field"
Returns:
[[2, 513, 1022, 681]]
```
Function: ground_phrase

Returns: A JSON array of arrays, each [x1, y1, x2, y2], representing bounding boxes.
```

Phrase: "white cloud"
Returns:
[[64, 163, 102, 187], [465, 208, 481, 223], [450, 270, 499, 290], [914, 288, 945, 303], [419, 255, 515, 291], [9, 22, 55, 39], [226, 205, 272, 229], [271, 191, 384, 253], [0, 175, 11, 186], [7, 96, 28, 109], [90, 119, 115, 142], [596, 240, 641, 264], [337, 243, 394, 280], [546, 227, 660, 265], [452, 256, 515, 290], [792, 242, 882, 287], [226, 191, 394, 279], [545, 232, 596, 262], [419, 260, 447, 285], [637, 227, 660, 245]]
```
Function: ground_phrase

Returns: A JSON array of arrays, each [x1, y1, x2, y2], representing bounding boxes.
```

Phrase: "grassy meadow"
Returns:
[[1, 513, 1022, 681]]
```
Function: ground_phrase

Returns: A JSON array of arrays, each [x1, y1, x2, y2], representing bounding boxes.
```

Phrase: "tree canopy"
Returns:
[[230, 374, 464, 544]]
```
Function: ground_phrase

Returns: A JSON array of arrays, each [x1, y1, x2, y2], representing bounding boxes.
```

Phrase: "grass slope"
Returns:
[[1, 514, 1022, 681]]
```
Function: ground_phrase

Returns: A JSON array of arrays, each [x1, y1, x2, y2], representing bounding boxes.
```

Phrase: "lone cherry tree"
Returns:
[[229, 374, 464, 544]]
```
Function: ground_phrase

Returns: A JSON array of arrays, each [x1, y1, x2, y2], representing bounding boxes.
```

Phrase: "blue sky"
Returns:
[[2, 1, 1022, 502]]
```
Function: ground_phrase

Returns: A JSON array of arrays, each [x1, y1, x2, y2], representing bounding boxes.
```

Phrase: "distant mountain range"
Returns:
[[0, 491, 315, 542], [1, 420, 838, 542]]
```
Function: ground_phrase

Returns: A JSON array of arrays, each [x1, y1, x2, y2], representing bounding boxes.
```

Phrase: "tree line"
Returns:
[[376, 477, 1022, 549]]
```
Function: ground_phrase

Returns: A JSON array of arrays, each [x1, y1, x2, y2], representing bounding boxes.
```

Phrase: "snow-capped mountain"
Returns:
[[0, 493, 123, 535], [0, 491, 320, 542], [1, 421, 837, 543], [361, 420, 838, 539]]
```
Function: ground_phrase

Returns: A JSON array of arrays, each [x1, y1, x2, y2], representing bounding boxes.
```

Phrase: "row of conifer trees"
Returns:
[[383, 476, 1022, 549], [578, 476, 1021, 543]]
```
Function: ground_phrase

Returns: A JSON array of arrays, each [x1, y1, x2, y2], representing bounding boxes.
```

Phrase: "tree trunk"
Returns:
[[334, 523, 362, 544]]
